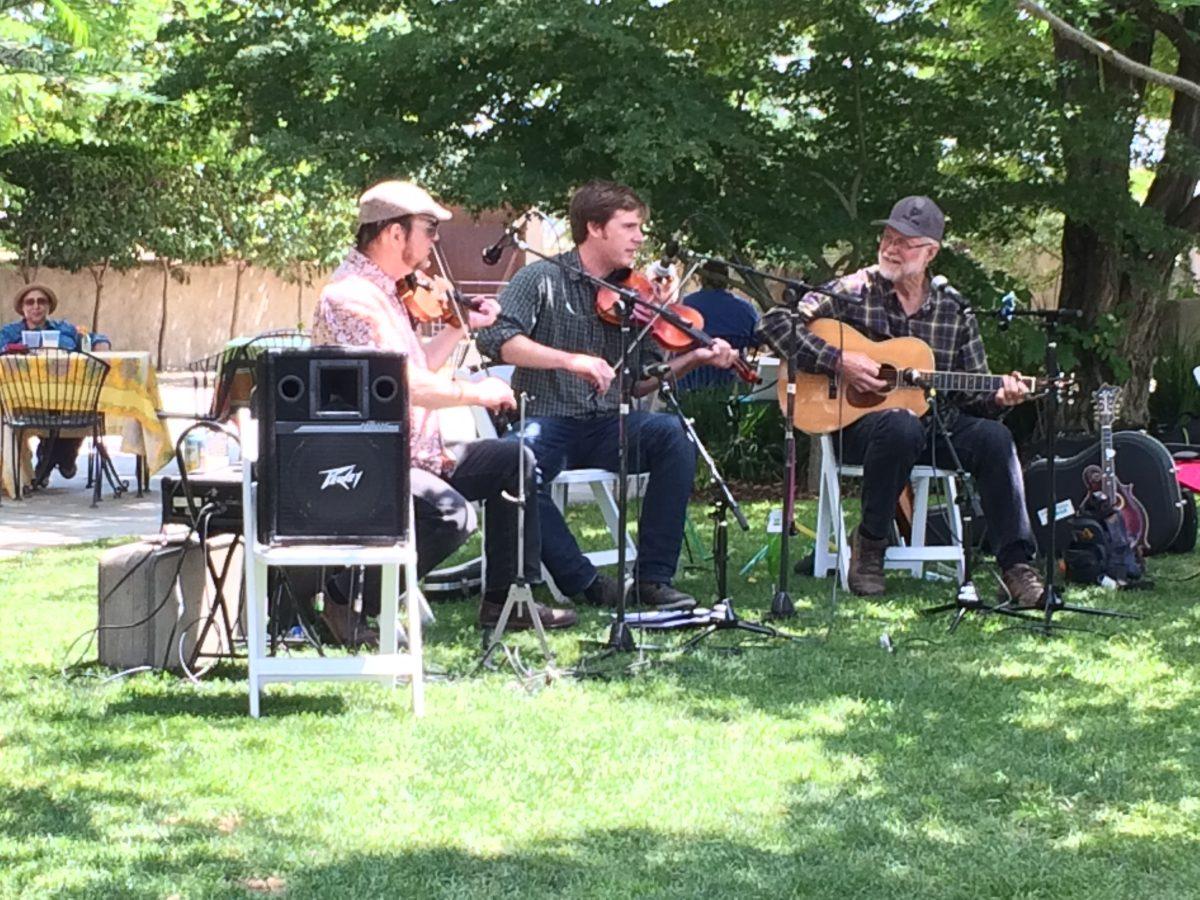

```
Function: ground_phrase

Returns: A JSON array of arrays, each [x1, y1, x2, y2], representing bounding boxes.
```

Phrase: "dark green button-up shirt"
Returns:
[[476, 250, 664, 419]]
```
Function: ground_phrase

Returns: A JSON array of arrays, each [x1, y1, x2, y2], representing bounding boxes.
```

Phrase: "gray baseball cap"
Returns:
[[873, 195, 944, 242]]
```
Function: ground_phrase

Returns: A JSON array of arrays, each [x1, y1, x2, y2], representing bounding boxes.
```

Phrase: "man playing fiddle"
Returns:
[[757, 195, 1046, 607], [312, 180, 577, 644], [476, 179, 738, 610]]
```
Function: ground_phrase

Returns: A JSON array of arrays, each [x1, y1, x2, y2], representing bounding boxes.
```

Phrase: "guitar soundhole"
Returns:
[[845, 364, 899, 409]]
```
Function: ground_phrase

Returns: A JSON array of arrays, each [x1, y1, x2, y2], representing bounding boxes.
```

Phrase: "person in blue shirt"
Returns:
[[676, 261, 761, 391], [1, 283, 111, 352], [2, 283, 112, 481]]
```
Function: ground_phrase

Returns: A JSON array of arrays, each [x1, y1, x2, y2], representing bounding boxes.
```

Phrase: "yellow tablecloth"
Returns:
[[1, 351, 173, 498]]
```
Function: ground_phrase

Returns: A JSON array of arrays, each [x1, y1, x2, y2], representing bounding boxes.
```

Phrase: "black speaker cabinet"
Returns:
[[255, 348, 410, 545]]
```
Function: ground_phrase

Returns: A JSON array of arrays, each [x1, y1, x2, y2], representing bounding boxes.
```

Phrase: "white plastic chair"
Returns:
[[239, 409, 425, 718], [464, 366, 641, 601], [814, 433, 966, 588]]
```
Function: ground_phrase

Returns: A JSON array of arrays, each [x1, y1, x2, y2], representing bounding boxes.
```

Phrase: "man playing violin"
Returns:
[[312, 180, 577, 644], [757, 195, 1045, 607], [476, 179, 738, 611]]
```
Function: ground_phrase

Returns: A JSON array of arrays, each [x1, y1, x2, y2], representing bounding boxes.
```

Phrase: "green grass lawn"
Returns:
[[2, 498, 1199, 899]]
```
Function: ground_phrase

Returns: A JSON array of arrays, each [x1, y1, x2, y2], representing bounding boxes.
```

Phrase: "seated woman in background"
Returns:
[[1, 283, 111, 352], [1, 283, 112, 481]]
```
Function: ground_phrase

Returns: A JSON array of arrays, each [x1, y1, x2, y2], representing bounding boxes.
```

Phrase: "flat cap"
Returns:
[[357, 180, 452, 226]]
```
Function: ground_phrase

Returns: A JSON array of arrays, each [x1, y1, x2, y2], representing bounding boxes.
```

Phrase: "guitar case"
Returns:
[[1024, 430, 1184, 557], [1161, 443, 1200, 554]]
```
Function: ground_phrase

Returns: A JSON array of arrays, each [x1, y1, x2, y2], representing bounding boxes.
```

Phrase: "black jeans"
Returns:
[[836, 408, 1036, 570], [328, 438, 540, 613], [34, 435, 83, 473]]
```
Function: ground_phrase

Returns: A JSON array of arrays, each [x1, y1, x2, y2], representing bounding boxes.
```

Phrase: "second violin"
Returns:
[[595, 268, 760, 384]]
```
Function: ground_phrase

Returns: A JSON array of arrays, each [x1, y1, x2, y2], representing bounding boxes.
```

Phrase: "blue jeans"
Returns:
[[837, 409, 1037, 570], [512, 412, 698, 594]]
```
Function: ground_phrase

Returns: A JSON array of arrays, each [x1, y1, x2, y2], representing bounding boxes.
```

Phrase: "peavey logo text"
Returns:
[[318, 464, 364, 491]]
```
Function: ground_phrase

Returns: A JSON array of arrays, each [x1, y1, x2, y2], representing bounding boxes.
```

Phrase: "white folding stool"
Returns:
[[813, 433, 967, 589]]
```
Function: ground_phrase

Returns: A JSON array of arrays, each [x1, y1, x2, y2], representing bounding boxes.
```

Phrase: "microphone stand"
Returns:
[[917, 388, 1027, 631], [651, 374, 799, 649], [998, 307, 1136, 631], [485, 228, 678, 661], [476, 392, 560, 686], [682, 254, 863, 619]]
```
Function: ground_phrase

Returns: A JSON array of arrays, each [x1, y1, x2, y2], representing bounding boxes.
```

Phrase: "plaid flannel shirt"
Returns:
[[475, 250, 664, 419], [755, 264, 1002, 419]]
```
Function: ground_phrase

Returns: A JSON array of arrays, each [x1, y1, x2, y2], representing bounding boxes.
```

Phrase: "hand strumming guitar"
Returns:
[[838, 350, 888, 393]]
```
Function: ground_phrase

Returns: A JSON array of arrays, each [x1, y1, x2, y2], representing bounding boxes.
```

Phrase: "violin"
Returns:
[[399, 269, 483, 328], [595, 268, 760, 384]]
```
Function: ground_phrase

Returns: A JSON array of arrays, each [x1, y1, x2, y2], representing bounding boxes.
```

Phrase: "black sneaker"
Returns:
[[579, 573, 622, 608], [635, 581, 697, 612]]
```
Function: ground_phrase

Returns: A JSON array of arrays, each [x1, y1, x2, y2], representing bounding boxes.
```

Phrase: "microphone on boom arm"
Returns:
[[931, 274, 972, 315], [481, 212, 532, 266]]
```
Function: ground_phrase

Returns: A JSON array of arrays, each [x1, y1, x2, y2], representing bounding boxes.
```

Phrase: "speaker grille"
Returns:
[[265, 425, 409, 544], [257, 348, 411, 544]]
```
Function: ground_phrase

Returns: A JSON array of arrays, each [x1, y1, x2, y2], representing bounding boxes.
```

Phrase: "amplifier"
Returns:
[[161, 465, 243, 534], [256, 348, 410, 545]]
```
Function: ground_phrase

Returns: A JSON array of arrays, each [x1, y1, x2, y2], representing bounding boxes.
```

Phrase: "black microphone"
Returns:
[[931, 275, 971, 313], [997, 291, 1017, 331], [481, 234, 509, 267], [660, 233, 681, 267], [641, 362, 674, 380], [481, 213, 530, 266]]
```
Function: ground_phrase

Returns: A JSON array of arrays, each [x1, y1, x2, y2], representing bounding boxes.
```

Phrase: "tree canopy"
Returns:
[[4, 0, 1200, 423]]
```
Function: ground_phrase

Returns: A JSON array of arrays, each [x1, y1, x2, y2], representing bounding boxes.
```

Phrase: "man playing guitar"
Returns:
[[758, 195, 1045, 607]]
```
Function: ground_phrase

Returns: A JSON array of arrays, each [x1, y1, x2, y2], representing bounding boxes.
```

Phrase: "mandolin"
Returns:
[[778, 319, 1045, 434], [1083, 385, 1150, 556]]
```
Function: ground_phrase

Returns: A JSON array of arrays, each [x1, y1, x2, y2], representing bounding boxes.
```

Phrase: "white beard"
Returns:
[[877, 255, 925, 283]]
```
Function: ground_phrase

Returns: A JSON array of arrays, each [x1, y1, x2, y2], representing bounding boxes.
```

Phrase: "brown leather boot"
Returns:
[[320, 602, 380, 649], [848, 526, 888, 596], [999, 562, 1046, 609], [478, 597, 578, 631]]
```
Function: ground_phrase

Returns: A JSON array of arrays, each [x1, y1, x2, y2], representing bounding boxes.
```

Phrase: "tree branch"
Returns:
[[1017, 0, 1200, 102], [1131, 1, 1200, 63]]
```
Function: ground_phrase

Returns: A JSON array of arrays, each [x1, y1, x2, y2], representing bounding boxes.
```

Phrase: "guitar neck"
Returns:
[[1099, 407, 1117, 499], [913, 371, 1037, 394]]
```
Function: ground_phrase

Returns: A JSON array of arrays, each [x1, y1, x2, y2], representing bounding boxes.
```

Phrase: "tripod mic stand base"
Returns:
[[682, 599, 801, 651], [996, 587, 1140, 627], [605, 618, 637, 652], [768, 590, 796, 619]]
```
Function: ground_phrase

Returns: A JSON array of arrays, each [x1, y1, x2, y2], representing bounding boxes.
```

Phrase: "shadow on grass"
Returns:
[[0, 785, 100, 841], [46, 822, 1200, 899]]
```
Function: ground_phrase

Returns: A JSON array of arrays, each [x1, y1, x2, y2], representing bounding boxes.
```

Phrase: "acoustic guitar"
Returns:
[[777, 319, 1043, 434]]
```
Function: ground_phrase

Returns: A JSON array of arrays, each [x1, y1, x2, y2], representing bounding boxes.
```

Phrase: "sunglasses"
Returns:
[[22, 295, 51, 305]]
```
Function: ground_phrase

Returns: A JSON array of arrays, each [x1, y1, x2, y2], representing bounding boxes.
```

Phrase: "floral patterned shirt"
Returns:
[[312, 248, 454, 475]]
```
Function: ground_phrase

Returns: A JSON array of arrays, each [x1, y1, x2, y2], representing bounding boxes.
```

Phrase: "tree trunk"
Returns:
[[1052, 20, 1156, 427], [1117, 265, 1175, 424], [88, 259, 108, 334], [228, 260, 245, 341], [295, 263, 305, 330], [156, 258, 172, 370]]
